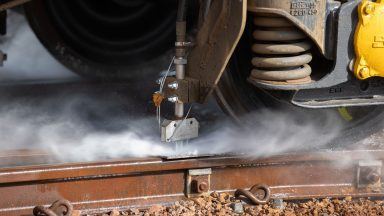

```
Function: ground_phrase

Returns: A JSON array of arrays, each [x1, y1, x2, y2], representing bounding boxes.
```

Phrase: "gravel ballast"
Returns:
[[80, 193, 384, 216]]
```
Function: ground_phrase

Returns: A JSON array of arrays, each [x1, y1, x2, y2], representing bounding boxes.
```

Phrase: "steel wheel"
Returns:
[[24, 0, 180, 79]]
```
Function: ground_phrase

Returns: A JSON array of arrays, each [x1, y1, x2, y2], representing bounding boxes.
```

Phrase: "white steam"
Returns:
[[180, 109, 342, 157], [0, 96, 343, 162], [0, 11, 76, 81], [0, 10, 360, 164]]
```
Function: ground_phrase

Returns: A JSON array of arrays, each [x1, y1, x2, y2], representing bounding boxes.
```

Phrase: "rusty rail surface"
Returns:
[[1, 149, 384, 215], [0, 149, 56, 168]]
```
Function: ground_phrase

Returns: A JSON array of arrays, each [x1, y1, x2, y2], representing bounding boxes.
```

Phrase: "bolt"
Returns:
[[156, 78, 163, 85], [198, 181, 209, 193], [364, 4, 375, 15], [167, 81, 179, 90], [359, 67, 370, 78], [367, 171, 381, 183], [167, 95, 179, 103]]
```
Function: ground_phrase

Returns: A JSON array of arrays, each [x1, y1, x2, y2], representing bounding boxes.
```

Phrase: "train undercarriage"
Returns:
[[0, 0, 383, 146], [0, 1, 384, 215]]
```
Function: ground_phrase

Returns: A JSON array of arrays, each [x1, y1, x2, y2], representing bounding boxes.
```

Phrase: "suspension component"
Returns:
[[249, 15, 313, 84]]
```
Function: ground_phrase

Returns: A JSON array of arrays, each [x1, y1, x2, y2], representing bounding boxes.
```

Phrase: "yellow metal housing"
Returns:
[[354, 0, 384, 80]]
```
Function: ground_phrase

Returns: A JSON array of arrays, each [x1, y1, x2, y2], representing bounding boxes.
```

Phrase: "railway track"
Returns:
[[1, 149, 384, 215]]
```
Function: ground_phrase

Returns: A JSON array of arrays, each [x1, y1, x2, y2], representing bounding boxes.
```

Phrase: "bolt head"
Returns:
[[364, 4, 375, 15], [198, 182, 208, 192], [359, 67, 370, 78], [167, 96, 179, 103], [156, 78, 163, 85], [367, 171, 381, 183], [167, 81, 179, 90]]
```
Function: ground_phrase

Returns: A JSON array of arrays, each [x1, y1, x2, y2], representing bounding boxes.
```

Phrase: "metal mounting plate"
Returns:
[[357, 160, 382, 190], [161, 118, 199, 142], [186, 168, 212, 198]]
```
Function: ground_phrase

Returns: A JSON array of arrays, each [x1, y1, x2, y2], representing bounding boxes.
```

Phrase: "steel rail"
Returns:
[[0, 149, 384, 215], [0, 149, 56, 168]]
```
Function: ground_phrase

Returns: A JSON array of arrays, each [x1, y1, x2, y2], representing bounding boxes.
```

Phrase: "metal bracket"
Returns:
[[162, 77, 200, 103], [186, 168, 211, 198], [186, 0, 246, 103], [357, 160, 382, 191], [161, 118, 199, 142]]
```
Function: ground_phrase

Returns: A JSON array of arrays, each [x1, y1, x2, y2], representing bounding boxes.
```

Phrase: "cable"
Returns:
[[168, 104, 193, 141], [157, 56, 175, 131]]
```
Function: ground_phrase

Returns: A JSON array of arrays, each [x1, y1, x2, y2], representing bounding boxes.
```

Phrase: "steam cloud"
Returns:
[[0, 94, 343, 162], [0, 11, 76, 81], [0, 10, 369, 164]]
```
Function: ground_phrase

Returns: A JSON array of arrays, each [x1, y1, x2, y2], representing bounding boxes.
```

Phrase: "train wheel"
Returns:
[[24, 0, 179, 79]]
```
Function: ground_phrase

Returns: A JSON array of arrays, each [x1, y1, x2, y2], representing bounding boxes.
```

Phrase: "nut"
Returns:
[[167, 81, 179, 90], [364, 4, 375, 15], [156, 78, 163, 85], [358, 67, 370, 78], [198, 182, 209, 193], [367, 171, 381, 183], [167, 95, 179, 103], [174, 58, 187, 65]]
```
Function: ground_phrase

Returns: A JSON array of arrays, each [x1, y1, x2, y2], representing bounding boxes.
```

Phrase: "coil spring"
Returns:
[[250, 16, 313, 82]]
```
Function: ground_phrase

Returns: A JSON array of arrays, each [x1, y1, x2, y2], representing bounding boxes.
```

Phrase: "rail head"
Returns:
[[0, 150, 383, 184]]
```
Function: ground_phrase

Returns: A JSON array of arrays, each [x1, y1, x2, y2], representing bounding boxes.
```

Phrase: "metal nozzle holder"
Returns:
[[160, 0, 199, 144]]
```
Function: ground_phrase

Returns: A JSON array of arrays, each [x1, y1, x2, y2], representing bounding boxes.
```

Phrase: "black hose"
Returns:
[[177, 0, 188, 22]]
